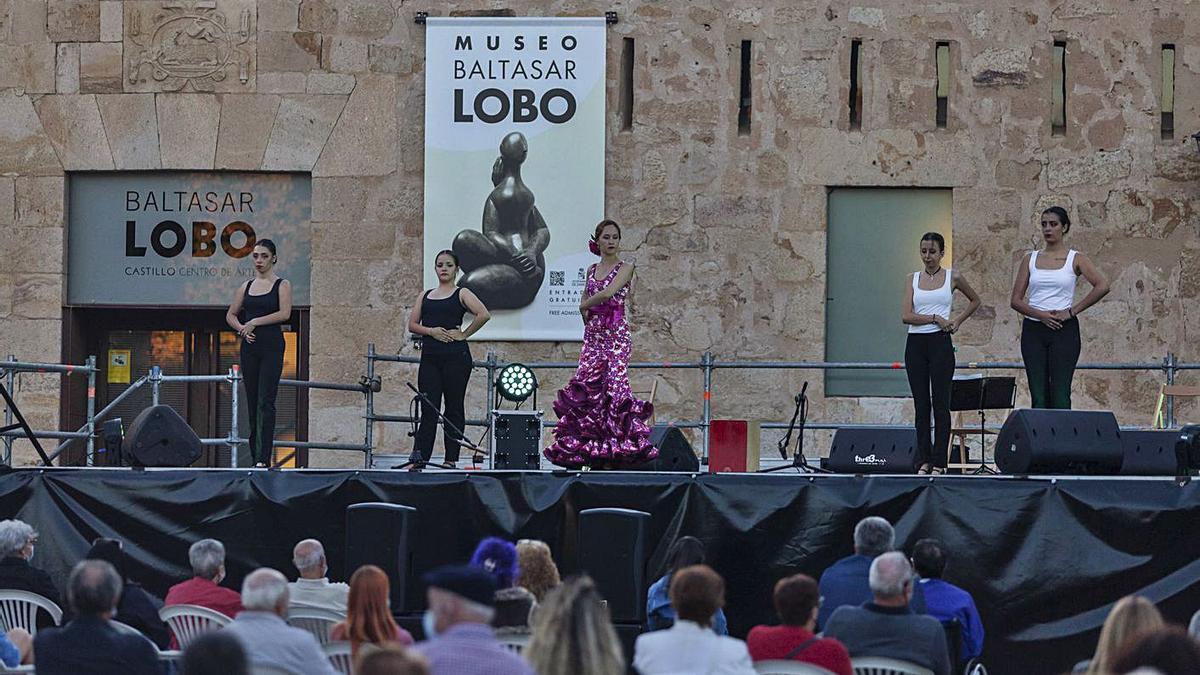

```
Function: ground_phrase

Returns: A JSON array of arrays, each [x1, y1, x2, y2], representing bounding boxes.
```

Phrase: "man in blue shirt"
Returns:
[[817, 516, 925, 629], [913, 538, 984, 661]]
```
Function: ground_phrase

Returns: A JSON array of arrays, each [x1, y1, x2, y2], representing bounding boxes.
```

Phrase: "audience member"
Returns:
[[288, 538, 349, 613], [912, 538, 984, 661], [633, 565, 755, 675], [165, 538, 244, 618], [0, 519, 61, 627], [85, 537, 170, 649], [646, 536, 729, 634], [525, 575, 624, 675], [823, 552, 950, 675], [817, 516, 925, 628], [331, 564, 413, 658], [1189, 608, 1200, 639], [1081, 595, 1164, 675], [1111, 626, 1200, 675], [411, 564, 534, 675], [470, 537, 536, 634], [32, 560, 158, 675], [222, 567, 336, 675], [181, 630, 249, 675], [0, 628, 31, 668], [746, 573, 852, 675], [356, 643, 430, 675], [516, 539, 560, 604]]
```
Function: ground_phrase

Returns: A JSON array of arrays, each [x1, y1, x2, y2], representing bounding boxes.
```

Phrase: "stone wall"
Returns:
[[1, 1, 1198, 466]]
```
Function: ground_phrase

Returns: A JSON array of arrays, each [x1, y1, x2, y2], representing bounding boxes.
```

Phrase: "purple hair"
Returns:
[[469, 536, 519, 588]]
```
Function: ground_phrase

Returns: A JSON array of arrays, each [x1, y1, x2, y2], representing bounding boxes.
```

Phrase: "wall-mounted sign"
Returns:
[[107, 349, 130, 384], [67, 172, 311, 306]]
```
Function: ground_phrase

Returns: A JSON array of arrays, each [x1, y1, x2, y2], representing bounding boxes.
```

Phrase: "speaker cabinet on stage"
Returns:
[[709, 419, 761, 472], [994, 409, 1123, 475], [640, 425, 700, 472], [578, 508, 649, 624], [125, 405, 202, 467], [346, 503, 416, 612], [826, 427, 919, 474], [492, 410, 542, 470], [1120, 430, 1181, 476]]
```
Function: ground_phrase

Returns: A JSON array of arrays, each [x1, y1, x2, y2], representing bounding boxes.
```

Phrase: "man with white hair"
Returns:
[[165, 538, 244, 619], [0, 519, 60, 612], [287, 539, 349, 612], [222, 567, 337, 675], [816, 516, 926, 628], [823, 552, 950, 675]]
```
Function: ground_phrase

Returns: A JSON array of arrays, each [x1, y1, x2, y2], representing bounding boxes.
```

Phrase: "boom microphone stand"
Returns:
[[759, 382, 828, 473], [393, 382, 488, 471]]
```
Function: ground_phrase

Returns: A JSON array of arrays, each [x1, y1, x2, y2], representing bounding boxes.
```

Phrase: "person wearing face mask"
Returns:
[[411, 565, 533, 675], [164, 539, 243, 647], [0, 519, 60, 628]]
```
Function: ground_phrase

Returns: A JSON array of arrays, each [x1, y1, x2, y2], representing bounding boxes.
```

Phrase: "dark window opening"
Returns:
[[620, 38, 634, 131], [1162, 44, 1175, 140], [935, 42, 950, 128], [738, 40, 752, 135], [1052, 41, 1067, 136], [849, 39, 863, 130]]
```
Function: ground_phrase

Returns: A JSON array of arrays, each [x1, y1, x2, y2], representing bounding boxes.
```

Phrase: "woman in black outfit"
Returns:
[[406, 250, 491, 469], [225, 239, 292, 468]]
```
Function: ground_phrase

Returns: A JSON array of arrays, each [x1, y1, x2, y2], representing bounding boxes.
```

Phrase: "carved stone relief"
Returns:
[[124, 1, 256, 92]]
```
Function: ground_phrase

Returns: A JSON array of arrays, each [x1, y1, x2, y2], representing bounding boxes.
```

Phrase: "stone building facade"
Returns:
[[1, 0, 1198, 466]]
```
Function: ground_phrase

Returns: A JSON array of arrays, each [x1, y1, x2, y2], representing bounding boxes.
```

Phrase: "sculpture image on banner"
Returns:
[[424, 16, 607, 340]]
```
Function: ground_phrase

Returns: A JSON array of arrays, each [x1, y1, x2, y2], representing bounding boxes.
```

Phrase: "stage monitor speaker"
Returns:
[[994, 409, 1123, 475], [826, 427, 919, 474], [492, 410, 542, 470], [638, 425, 700, 472], [578, 508, 650, 624], [125, 405, 202, 467], [346, 502, 417, 612], [1120, 430, 1182, 476], [709, 419, 761, 472]]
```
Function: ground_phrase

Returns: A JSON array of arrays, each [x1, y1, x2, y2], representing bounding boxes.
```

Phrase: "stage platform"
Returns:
[[3, 468, 1199, 675]]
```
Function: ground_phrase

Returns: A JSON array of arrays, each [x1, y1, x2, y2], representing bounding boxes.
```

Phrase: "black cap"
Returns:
[[422, 564, 497, 607]]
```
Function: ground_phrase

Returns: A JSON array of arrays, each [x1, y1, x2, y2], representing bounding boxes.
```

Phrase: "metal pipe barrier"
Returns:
[[1, 355, 97, 466]]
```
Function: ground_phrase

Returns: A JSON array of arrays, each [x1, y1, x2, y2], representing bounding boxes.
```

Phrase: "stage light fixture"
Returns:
[[497, 364, 538, 403]]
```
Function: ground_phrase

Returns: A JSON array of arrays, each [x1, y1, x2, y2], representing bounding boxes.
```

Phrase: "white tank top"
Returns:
[[1027, 249, 1077, 317], [909, 268, 952, 334]]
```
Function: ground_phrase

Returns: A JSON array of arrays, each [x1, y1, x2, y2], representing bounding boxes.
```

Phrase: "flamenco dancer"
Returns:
[[544, 220, 657, 469]]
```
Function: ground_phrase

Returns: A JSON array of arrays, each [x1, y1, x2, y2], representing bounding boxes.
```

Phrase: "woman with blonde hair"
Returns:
[[1080, 595, 1164, 674], [516, 539, 561, 604], [331, 565, 413, 659], [525, 576, 623, 675]]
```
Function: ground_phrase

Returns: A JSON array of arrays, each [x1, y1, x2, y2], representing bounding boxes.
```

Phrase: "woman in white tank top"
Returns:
[[900, 233, 981, 474], [1009, 207, 1109, 409]]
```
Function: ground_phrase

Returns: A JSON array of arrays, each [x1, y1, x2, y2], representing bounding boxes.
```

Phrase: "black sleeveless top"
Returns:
[[421, 288, 469, 355], [239, 278, 284, 343]]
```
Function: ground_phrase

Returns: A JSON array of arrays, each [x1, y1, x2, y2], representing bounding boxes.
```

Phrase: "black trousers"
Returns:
[[1021, 317, 1081, 409], [241, 334, 283, 466], [414, 350, 473, 463], [905, 332, 955, 469]]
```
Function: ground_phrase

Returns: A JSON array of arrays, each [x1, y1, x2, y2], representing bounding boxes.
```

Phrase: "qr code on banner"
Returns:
[[549, 270, 565, 286]]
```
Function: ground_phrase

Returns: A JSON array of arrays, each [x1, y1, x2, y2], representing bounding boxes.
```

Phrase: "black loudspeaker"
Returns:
[[578, 508, 650, 623], [493, 411, 541, 470], [641, 425, 700, 472], [826, 427, 919, 474], [124, 405, 202, 467], [346, 503, 416, 612], [994, 409, 1123, 475], [1120, 430, 1183, 476]]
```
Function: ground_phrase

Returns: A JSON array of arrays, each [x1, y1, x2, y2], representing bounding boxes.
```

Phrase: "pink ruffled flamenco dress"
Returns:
[[544, 261, 657, 469]]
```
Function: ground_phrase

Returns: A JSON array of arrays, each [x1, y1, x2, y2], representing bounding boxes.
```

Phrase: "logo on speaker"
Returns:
[[854, 454, 888, 466]]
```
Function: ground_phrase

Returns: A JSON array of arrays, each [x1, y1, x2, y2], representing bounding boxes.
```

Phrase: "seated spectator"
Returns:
[[912, 538, 984, 661], [1080, 595, 1164, 675], [646, 536, 729, 634], [633, 565, 755, 675], [331, 564, 413, 658], [0, 519, 61, 627], [411, 564, 533, 675], [356, 643, 430, 675], [1111, 626, 1200, 675], [32, 560, 158, 675], [288, 538, 349, 613], [0, 628, 31, 668], [817, 516, 925, 629], [181, 630, 249, 675], [85, 537, 171, 649], [470, 537, 536, 634], [165, 538, 244, 618], [222, 567, 336, 675], [1189, 607, 1200, 639], [516, 539, 560, 604], [747, 573, 852, 675], [525, 575, 624, 675], [823, 552, 950, 675]]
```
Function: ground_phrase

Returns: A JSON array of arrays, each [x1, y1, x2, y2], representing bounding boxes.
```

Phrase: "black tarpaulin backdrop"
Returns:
[[2, 469, 1198, 675]]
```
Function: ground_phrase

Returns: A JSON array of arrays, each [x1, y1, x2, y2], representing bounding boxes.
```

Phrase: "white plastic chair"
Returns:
[[286, 606, 344, 646], [0, 589, 63, 635], [323, 641, 353, 674], [250, 666, 300, 675], [158, 603, 232, 649], [755, 661, 838, 675], [852, 657, 935, 675], [0, 665, 36, 673], [497, 633, 530, 654]]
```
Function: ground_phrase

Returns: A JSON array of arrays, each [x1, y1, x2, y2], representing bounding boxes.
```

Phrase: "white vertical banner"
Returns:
[[424, 17, 607, 341]]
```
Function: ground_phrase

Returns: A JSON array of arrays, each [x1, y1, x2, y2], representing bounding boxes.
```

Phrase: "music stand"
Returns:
[[949, 375, 1016, 474]]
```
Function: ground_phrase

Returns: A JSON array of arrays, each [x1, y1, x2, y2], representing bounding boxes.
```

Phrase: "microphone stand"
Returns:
[[393, 382, 489, 471], [759, 382, 828, 473]]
